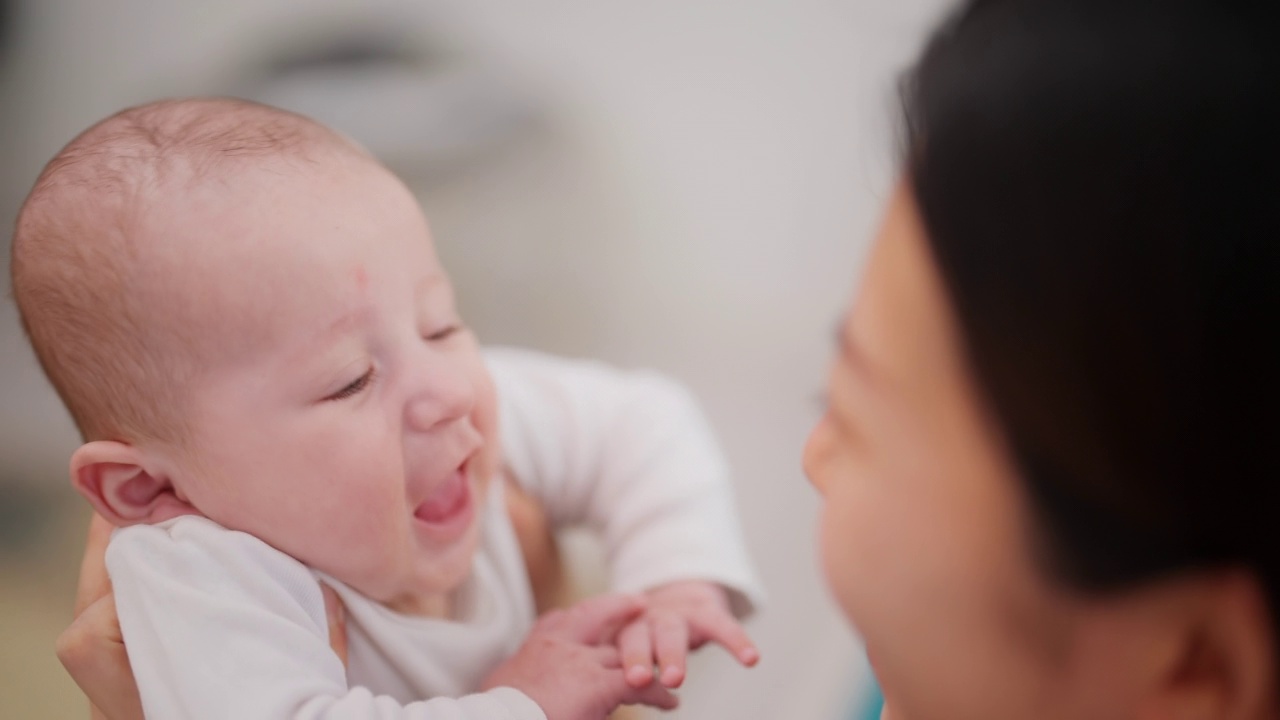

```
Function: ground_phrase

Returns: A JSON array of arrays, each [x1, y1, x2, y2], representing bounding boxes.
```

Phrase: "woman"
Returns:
[[806, 0, 1278, 717], [60, 0, 1280, 718]]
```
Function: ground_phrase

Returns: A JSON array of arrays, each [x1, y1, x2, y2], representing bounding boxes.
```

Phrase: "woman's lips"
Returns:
[[413, 469, 473, 541]]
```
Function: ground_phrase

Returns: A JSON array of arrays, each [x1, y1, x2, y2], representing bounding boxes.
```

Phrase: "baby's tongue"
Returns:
[[416, 472, 465, 523]]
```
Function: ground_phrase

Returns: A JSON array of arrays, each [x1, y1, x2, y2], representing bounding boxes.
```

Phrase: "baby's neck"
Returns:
[[385, 590, 454, 619]]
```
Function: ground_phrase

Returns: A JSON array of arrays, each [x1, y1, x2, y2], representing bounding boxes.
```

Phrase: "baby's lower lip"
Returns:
[[413, 470, 473, 539]]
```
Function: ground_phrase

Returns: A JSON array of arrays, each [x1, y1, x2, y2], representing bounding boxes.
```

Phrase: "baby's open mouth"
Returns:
[[414, 469, 470, 526]]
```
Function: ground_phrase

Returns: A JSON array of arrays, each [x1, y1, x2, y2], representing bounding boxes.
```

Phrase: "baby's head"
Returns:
[[11, 98, 500, 610]]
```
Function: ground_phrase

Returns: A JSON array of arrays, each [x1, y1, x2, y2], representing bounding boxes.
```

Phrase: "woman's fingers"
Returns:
[[73, 514, 116, 616], [56, 594, 144, 720], [65, 515, 141, 720], [320, 584, 348, 668]]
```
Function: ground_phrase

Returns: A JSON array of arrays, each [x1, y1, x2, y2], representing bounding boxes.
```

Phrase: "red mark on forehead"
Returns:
[[353, 266, 368, 292]]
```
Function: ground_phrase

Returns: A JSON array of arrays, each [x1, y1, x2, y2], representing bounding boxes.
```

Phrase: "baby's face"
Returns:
[[156, 153, 499, 610]]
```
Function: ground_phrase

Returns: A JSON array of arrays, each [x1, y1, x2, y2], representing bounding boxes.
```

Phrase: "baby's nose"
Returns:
[[404, 368, 476, 432]]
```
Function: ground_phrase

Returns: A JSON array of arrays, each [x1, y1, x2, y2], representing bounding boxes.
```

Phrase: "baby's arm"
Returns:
[[488, 349, 765, 686], [105, 518, 669, 720]]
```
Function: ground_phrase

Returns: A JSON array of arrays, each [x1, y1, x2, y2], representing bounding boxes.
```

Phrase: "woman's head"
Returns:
[[804, 1, 1280, 718]]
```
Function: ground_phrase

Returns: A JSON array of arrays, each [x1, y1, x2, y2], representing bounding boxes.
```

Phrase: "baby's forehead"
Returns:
[[43, 100, 356, 212], [25, 103, 356, 267], [134, 170, 425, 339], [33, 99, 433, 338]]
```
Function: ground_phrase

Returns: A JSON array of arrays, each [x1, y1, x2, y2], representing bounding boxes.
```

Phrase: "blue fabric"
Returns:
[[855, 681, 884, 720]]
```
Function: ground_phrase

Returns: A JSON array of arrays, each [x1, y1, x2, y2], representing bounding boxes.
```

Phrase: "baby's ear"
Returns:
[[70, 441, 198, 527]]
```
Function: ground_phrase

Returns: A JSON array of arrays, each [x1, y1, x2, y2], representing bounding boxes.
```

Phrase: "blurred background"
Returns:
[[0, 0, 947, 716]]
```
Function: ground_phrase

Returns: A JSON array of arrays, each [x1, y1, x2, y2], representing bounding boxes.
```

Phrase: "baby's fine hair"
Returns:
[[10, 97, 360, 444]]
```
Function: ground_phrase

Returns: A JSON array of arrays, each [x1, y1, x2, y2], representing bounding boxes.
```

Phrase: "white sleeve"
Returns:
[[486, 347, 764, 617], [106, 518, 545, 720]]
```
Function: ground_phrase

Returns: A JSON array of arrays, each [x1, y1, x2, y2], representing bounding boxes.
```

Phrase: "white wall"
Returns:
[[0, 2, 949, 717]]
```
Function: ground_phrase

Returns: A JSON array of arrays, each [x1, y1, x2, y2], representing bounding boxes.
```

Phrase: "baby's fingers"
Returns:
[[617, 619, 655, 688], [652, 613, 689, 688], [547, 592, 646, 645], [693, 608, 760, 667]]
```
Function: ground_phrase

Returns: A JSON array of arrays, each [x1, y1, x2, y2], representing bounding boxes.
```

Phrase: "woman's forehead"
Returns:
[[847, 185, 966, 406]]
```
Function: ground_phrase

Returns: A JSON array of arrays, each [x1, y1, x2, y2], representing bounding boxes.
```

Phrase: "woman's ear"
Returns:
[[70, 441, 198, 528], [1138, 569, 1276, 720]]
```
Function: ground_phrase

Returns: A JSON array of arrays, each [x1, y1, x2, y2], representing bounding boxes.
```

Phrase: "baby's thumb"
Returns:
[[321, 584, 348, 668], [620, 675, 680, 711], [558, 593, 647, 645]]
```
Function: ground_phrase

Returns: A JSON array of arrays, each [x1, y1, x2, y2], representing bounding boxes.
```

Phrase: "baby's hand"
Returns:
[[482, 593, 679, 720], [617, 580, 760, 689]]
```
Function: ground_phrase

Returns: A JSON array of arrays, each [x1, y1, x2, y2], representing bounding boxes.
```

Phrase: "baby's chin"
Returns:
[[374, 524, 483, 617], [362, 472, 492, 614], [415, 505, 486, 595]]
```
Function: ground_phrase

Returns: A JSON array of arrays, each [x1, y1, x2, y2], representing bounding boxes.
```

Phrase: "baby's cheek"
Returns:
[[319, 451, 403, 536], [323, 489, 408, 590], [469, 358, 501, 447]]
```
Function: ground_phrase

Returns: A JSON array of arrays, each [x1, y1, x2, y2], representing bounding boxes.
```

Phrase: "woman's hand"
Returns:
[[56, 514, 349, 720], [56, 513, 140, 720]]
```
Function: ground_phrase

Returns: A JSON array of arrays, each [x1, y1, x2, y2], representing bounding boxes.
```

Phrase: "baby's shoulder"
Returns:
[[110, 514, 278, 553], [107, 515, 316, 596], [105, 516, 333, 652]]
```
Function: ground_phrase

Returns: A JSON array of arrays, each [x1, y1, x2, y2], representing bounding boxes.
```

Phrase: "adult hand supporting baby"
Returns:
[[617, 580, 760, 689], [56, 513, 139, 720], [482, 593, 679, 720], [56, 513, 350, 720]]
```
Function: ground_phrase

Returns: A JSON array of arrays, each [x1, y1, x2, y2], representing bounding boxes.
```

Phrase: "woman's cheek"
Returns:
[[819, 485, 870, 625]]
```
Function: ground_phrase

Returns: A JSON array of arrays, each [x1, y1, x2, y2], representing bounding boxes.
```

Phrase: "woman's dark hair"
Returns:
[[902, 0, 1279, 633]]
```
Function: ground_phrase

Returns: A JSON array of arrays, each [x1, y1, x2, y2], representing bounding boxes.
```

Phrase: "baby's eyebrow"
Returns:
[[318, 307, 366, 342], [283, 305, 371, 369]]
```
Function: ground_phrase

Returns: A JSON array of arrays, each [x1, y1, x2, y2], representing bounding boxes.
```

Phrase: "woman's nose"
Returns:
[[802, 417, 832, 494]]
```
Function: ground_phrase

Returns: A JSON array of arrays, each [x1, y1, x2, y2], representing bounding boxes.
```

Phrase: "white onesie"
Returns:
[[106, 348, 763, 719]]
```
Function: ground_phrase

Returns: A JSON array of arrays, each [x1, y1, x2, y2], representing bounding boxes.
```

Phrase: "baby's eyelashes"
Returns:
[[325, 367, 376, 401], [423, 324, 462, 342]]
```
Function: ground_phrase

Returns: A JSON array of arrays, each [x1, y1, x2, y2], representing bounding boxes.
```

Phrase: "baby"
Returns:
[[11, 98, 762, 719]]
